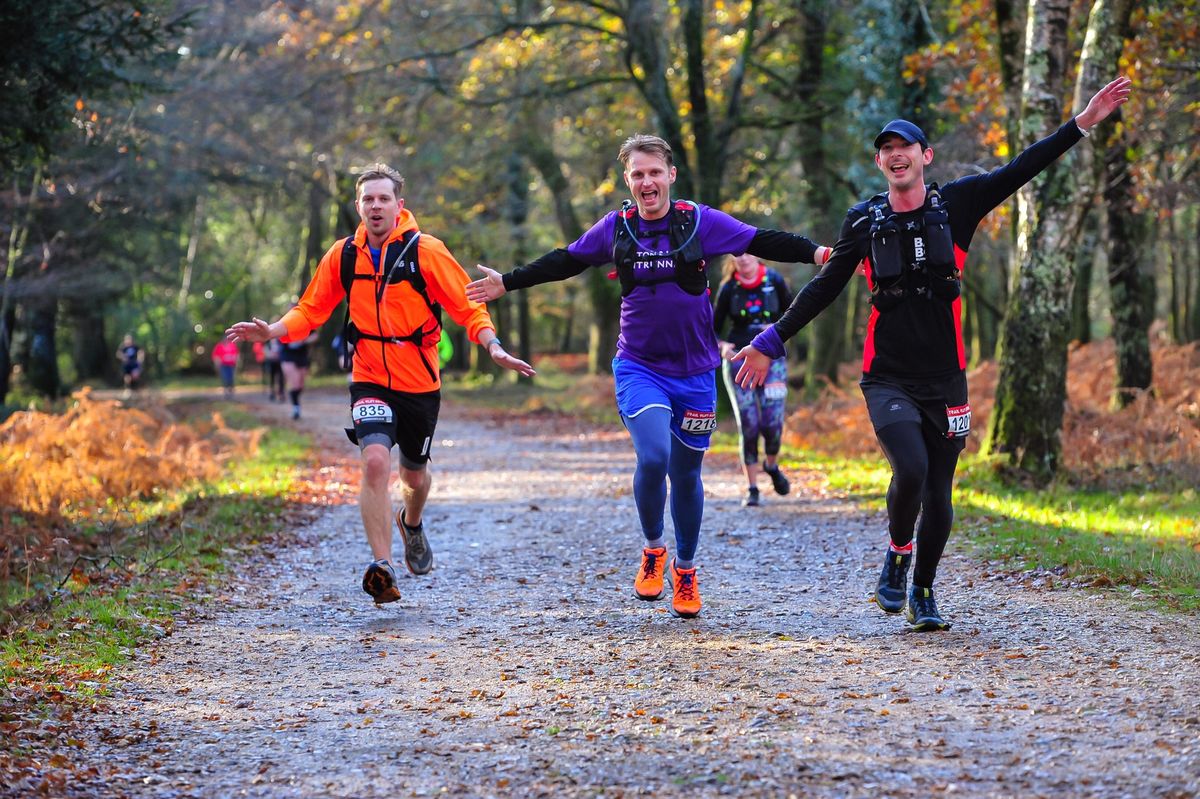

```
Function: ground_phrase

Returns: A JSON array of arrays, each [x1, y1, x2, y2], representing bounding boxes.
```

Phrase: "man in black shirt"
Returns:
[[732, 77, 1131, 631]]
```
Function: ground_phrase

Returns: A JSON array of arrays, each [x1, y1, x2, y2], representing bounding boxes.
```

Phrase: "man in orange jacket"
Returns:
[[226, 163, 534, 604]]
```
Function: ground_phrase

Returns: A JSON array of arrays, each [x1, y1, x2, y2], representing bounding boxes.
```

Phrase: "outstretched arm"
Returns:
[[745, 229, 832, 265]]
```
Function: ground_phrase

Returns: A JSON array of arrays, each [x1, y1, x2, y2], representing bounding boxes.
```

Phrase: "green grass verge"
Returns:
[[751, 446, 1199, 611], [1, 420, 312, 706]]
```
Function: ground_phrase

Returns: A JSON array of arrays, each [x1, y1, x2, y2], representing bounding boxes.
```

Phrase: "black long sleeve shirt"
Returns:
[[772, 118, 1085, 381]]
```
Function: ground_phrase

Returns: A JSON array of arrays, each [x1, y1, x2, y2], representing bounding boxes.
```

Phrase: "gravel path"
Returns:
[[70, 388, 1200, 798]]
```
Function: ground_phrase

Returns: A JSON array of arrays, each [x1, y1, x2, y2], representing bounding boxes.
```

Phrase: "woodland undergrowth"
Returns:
[[0, 389, 261, 583], [785, 338, 1200, 490]]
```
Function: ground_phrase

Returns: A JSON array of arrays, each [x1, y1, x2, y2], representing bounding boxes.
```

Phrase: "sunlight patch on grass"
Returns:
[[789, 451, 1200, 610]]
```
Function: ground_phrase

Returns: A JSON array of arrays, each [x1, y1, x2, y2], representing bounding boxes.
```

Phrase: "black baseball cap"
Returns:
[[873, 119, 928, 150]]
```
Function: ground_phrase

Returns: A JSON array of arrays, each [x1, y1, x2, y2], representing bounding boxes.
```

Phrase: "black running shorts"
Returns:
[[860, 372, 969, 452], [348, 382, 441, 469]]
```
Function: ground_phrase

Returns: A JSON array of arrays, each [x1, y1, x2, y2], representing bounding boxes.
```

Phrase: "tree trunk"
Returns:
[[0, 169, 38, 404], [176, 190, 207, 312], [1074, 0, 1145, 406], [994, 0, 1027, 279], [305, 177, 330, 291], [1105, 167, 1154, 406], [792, 0, 848, 394], [1191, 207, 1200, 341], [506, 152, 533, 384], [69, 300, 112, 383], [515, 112, 618, 375], [986, 0, 1076, 479], [994, 0, 1027, 149], [24, 299, 60, 397], [0, 305, 15, 404], [1070, 208, 1098, 344], [623, 0, 694, 199]]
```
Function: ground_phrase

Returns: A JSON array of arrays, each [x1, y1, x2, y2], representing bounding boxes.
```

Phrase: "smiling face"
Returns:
[[874, 135, 933, 192], [356, 178, 401, 242], [623, 150, 676, 221]]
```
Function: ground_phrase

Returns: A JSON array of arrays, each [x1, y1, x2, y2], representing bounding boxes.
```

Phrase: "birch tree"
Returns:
[[986, 0, 1078, 478]]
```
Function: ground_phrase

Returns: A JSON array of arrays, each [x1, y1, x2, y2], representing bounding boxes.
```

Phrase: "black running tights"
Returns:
[[874, 421, 961, 588]]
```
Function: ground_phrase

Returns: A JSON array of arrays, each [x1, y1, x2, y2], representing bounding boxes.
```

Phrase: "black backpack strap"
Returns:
[[339, 231, 440, 374]]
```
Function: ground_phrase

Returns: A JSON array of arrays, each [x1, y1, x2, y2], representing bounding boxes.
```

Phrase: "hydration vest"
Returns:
[[337, 230, 443, 380], [867, 184, 960, 312], [611, 199, 707, 297], [728, 272, 782, 328]]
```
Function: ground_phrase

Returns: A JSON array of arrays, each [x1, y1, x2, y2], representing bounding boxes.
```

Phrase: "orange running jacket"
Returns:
[[278, 209, 495, 393]]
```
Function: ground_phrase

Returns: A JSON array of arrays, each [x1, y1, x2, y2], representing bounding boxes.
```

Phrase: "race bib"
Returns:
[[764, 382, 787, 401], [351, 398, 394, 425], [681, 409, 717, 434], [946, 403, 971, 438]]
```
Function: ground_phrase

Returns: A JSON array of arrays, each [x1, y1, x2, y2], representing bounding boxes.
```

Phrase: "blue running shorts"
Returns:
[[613, 357, 717, 451]]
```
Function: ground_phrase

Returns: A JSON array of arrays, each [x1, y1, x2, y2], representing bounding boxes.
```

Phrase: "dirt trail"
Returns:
[[68, 388, 1199, 798]]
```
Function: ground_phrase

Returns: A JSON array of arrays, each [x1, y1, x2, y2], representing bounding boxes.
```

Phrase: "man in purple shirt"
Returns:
[[468, 134, 828, 619]]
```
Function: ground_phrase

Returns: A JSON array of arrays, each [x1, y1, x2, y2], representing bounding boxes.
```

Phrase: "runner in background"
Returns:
[[211, 337, 240, 398], [116, 334, 145, 397], [713, 254, 795, 507]]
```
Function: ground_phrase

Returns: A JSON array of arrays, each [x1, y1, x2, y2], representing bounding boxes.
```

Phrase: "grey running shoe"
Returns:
[[875, 548, 912, 614], [362, 559, 400, 604], [906, 585, 952, 631], [397, 508, 434, 575], [742, 487, 761, 507]]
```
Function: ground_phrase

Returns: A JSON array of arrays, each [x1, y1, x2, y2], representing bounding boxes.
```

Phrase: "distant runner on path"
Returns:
[[467, 134, 830, 619], [733, 77, 1132, 631], [713, 254, 797, 508], [226, 163, 533, 605]]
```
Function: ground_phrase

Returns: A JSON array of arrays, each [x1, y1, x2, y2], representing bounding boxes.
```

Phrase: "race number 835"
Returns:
[[352, 399, 394, 425]]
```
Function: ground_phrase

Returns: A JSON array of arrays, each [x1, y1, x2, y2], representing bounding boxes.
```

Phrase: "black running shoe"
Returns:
[[906, 585, 951, 631], [362, 559, 400, 604], [742, 487, 761, 507], [874, 548, 912, 614], [763, 463, 791, 496], [397, 508, 434, 575]]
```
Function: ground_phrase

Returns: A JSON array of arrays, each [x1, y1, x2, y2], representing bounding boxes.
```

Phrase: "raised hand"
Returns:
[[225, 317, 273, 343], [466, 264, 507, 303], [1076, 76, 1132, 130], [730, 344, 771, 389]]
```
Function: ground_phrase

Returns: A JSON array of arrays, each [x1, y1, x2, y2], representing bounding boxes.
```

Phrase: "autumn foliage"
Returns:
[[0, 389, 261, 578], [784, 337, 1200, 486]]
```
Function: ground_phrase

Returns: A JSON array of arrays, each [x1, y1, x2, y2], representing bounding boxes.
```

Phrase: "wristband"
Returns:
[[750, 325, 786, 360], [1075, 117, 1091, 138], [486, 337, 503, 353]]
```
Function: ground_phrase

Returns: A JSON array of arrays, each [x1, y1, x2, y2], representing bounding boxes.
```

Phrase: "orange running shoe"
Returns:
[[669, 560, 702, 618], [633, 546, 668, 601]]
